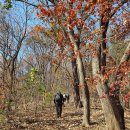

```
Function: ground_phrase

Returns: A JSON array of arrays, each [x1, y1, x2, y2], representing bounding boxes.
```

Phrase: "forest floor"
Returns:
[[0, 101, 130, 130]]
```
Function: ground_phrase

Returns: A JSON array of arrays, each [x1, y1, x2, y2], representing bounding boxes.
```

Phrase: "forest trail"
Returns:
[[1, 101, 130, 130]]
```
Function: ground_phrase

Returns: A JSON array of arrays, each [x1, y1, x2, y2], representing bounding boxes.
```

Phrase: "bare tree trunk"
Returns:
[[91, 13, 126, 128], [77, 54, 90, 126], [92, 56, 125, 130], [68, 27, 90, 126], [71, 57, 82, 108]]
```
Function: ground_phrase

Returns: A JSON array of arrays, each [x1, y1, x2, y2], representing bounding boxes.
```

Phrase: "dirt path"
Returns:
[[1, 102, 130, 130]]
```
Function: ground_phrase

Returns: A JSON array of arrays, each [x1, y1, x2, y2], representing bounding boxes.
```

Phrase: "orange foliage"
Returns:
[[70, 21, 76, 29], [77, 3, 82, 9], [30, 25, 44, 35], [38, 5, 48, 16], [68, 9, 76, 19], [54, 2, 66, 17], [37, 4, 53, 18]]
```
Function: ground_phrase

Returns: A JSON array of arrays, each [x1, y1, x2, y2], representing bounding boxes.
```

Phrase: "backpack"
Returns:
[[55, 93, 61, 102]]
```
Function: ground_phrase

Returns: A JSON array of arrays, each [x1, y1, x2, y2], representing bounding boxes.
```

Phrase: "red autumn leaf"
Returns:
[[77, 3, 82, 9], [39, 7, 48, 16], [70, 21, 76, 29], [47, 10, 53, 17], [68, 9, 76, 18], [56, 5, 65, 12]]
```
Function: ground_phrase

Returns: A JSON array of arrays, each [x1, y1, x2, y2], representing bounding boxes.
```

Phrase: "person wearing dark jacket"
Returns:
[[54, 91, 64, 118]]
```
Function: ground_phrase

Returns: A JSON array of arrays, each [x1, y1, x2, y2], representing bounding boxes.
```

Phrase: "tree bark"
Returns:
[[76, 48, 90, 126], [68, 26, 90, 126], [71, 56, 82, 108], [119, 42, 130, 65], [92, 13, 125, 128], [92, 54, 125, 130]]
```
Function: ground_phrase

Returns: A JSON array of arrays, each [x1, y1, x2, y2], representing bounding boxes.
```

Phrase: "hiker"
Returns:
[[63, 93, 70, 103], [63, 94, 66, 102], [62, 94, 67, 107], [54, 91, 64, 118]]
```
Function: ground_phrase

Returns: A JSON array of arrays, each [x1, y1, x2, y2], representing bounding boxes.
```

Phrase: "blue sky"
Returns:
[[0, 0, 4, 3], [0, 0, 42, 61], [0, 0, 129, 60]]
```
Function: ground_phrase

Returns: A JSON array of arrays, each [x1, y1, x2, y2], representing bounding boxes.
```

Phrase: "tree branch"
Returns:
[[119, 42, 130, 66], [15, 0, 56, 7], [110, 0, 128, 18], [15, 0, 38, 7], [115, 42, 130, 81]]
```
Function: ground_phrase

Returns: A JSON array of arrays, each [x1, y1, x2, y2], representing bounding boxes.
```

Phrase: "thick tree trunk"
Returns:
[[68, 28, 90, 126], [71, 56, 82, 108], [97, 82, 122, 130], [92, 57, 125, 130], [77, 53, 90, 126], [93, 14, 126, 128], [119, 42, 130, 65]]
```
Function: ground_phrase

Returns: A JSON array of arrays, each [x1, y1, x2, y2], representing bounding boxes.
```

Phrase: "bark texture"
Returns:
[[71, 57, 82, 108], [68, 26, 90, 126]]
